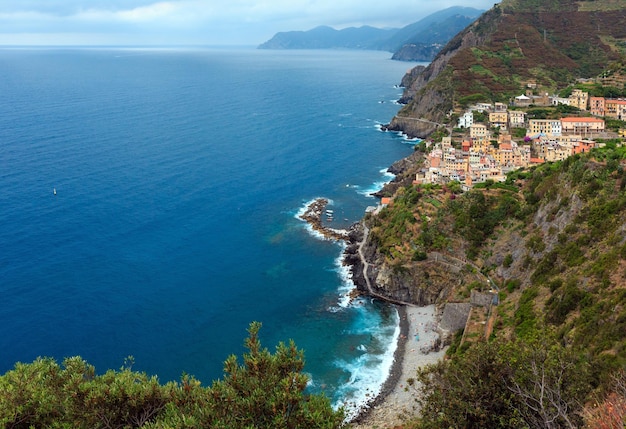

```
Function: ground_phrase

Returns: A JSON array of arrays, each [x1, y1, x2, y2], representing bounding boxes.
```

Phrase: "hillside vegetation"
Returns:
[[390, 0, 626, 137], [360, 144, 626, 427]]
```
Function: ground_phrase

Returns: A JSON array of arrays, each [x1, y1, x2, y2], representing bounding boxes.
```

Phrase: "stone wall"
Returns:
[[438, 302, 471, 344]]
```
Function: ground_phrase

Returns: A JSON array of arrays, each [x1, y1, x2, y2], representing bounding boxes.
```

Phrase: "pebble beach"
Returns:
[[351, 304, 446, 428]]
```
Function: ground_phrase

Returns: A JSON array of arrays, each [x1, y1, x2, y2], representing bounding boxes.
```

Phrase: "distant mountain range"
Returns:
[[258, 6, 484, 61]]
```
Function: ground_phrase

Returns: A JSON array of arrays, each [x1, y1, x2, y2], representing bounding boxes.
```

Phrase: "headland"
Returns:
[[299, 190, 447, 426]]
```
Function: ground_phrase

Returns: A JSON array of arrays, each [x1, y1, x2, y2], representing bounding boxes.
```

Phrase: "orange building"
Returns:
[[590, 97, 605, 117], [572, 140, 596, 154], [605, 99, 626, 120]]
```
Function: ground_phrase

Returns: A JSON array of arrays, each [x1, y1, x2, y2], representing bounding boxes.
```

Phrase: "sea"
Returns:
[[0, 46, 423, 418]]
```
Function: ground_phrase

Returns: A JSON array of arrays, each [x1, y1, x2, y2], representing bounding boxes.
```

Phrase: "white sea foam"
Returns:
[[380, 167, 395, 178], [295, 197, 339, 241], [356, 169, 396, 198], [332, 309, 400, 421], [297, 195, 402, 420], [331, 251, 354, 310], [395, 130, 421, 143], [327, 226, 402, 421]]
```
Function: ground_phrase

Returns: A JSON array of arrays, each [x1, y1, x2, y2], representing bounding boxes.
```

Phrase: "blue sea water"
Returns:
[[0, 47, 422, 416]]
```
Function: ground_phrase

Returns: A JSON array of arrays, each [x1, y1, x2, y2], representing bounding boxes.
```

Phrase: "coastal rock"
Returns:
[[399, 65, 425, 89], [373, 150, 424, 198], [372, 263, 453, 306], [298, 198, 349, 241]]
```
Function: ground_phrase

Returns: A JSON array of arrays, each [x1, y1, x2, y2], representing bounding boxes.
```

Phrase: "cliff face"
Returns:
[[345, 152, 489, 306], [386, 9, 501, 138], [398, 19, 495, 105], [345, 228, 472, 307]]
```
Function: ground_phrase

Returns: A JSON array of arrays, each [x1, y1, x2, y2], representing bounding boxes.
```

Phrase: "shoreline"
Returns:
[[350, 304, 446, 428], [297, 191, 446, 427], [348, 304, 409, 424]]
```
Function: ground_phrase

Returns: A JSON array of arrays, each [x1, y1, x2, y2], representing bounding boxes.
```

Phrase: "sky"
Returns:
[[0, 0, 500, 46]]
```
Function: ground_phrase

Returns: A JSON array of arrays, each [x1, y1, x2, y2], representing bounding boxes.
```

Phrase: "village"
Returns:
[[413, 88, 626, 190]]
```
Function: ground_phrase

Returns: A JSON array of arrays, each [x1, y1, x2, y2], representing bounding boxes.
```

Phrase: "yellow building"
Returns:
[[470, 123, 489, 140], [529, 119, 562, 136], [569, 89, 588, 111], [489, 111, 508, 130]]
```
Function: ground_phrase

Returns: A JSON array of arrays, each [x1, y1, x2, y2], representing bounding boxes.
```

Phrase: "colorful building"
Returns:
[[561, 117, 605, 135]]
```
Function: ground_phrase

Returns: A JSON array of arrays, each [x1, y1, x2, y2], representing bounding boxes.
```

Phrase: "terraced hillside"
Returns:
[[389, 0, 626, 137]]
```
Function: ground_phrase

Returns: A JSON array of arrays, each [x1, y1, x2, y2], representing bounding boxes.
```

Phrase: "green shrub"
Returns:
[[515, 287, 539, 338], [505, 278, 522, 293], [0, 324, 344, 429], [503, 253, 513, 268], [412, 250, 428, 261]]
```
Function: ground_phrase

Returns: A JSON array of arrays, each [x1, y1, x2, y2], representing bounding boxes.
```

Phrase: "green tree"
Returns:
[[198, 322, 344, 428], [0, 324, 343, 429], [410, 332, 591, 429]]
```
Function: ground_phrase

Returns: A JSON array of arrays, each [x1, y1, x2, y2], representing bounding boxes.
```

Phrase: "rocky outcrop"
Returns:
[[345, 225, 487, 307], [385, 115, 441, 140], [370, 261, 455, 305], [298, 198, 350, 241], [372, 150, 424, 198], [399, 66, 425, 89]]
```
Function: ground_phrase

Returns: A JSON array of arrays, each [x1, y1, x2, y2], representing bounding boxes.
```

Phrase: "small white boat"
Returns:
[[53, 188, 57, 195]]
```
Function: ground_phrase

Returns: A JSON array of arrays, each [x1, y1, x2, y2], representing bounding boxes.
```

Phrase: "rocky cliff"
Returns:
[[344, 151, 488, 306], [385, 8, 500, 138]]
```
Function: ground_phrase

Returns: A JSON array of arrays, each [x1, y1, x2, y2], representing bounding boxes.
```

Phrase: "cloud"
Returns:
[[0, 0, 499, 45], [76, 2, 182, 23], [0, 1, 159, 16]]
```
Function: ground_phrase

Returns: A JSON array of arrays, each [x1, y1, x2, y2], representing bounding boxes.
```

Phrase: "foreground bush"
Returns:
[[0, 322, 344, 429]]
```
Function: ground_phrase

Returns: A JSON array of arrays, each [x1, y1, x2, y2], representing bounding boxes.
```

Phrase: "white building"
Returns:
[[508, 110, 527, 128], [473, 103, 493, 112], [551, 96, 570, 106], [458, 111, 474, 129]]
